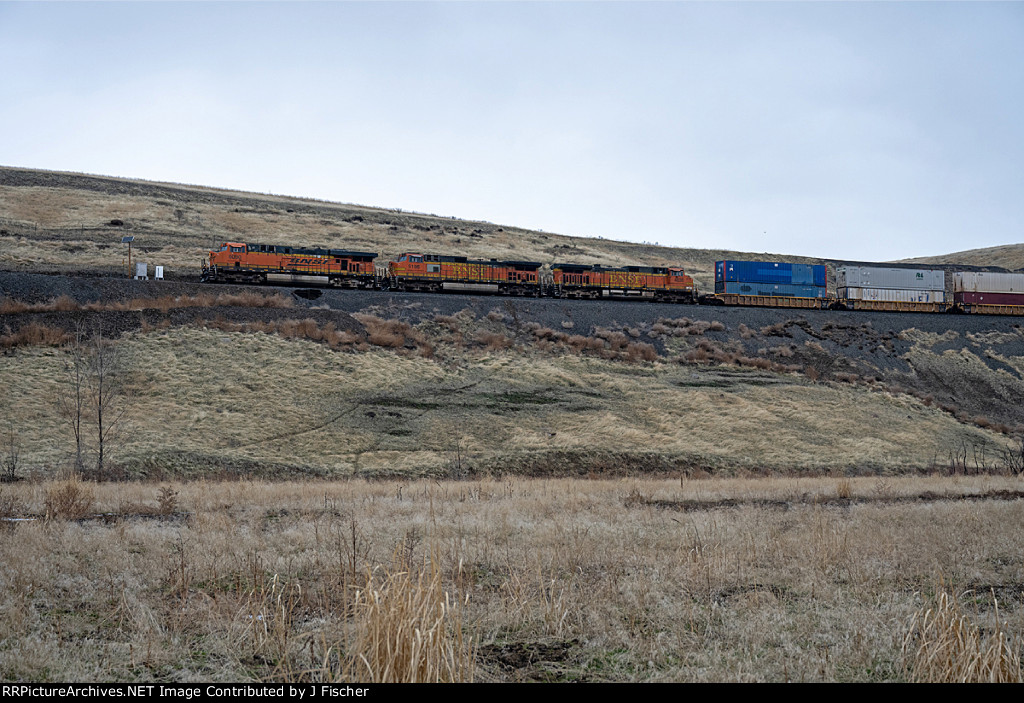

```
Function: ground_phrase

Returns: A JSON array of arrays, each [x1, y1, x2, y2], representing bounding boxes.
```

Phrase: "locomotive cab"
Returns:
[[203, 242, 248, 278]]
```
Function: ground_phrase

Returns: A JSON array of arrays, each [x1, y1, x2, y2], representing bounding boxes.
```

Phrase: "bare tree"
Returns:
[[55, 325, 131, 480], [2, 418, 20, 482], [1001, 436, 1024, 476], [88, 333, 130, 480], [56, 324, 88, 476]]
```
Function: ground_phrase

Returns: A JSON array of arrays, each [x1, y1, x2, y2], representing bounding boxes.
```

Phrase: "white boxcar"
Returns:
[[837, 266, 945, 291], [954, 271, 1024, 294], [839, 287, 945, 303]]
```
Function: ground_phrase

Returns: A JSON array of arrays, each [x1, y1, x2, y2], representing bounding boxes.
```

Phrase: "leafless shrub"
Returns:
[[567, 335, 589, 352], [685, 348, 709, 363], [738, 356, 772, 370], [761, 322, 792, 337], [0, 297, 30, 314], [625, 342, 657, 362], [476, 332, 512, 351], [51, 295, 81, 311], [433, 315, 460, 331], [0, 489, 21, 522], [485, 309, 505, 323], [598, 330, 629, 351], [713, 350, 738, 365], [561, 320, 574, 330], [44, 478, 95, 520], [804, 366, 820, 382], [0, 323, 71, 349], [708, 321, 725, 332], [356, 315, 411, 349], [214, 290, 293, 308], [739, 324, 757, 339], [157, 485, 179, 515], [531, 327, 560, 341]]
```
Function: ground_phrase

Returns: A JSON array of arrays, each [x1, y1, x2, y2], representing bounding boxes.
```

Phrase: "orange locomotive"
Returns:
[[552, 263, 696, 303], [201, 242, 377, 288], [385, 253, 543, 296], [200, 242, 698, 303]]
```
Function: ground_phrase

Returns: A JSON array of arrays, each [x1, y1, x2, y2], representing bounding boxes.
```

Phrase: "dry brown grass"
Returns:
[[339, 555, 475, 682], [0, 322, 71, 349], [902, 587, 1022, 682], [2, 291, 295, 315], [0, 476, 1022, 682]]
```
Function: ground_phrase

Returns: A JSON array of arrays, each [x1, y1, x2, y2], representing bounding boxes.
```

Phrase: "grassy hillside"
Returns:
[[2, 288, 1023, 480], [0, 166, 826, 290], [2, 325, 1007, 479], [899, 244, 1024, 271], [3, 166, 1021, 290], [2, 165, 1024, 481]]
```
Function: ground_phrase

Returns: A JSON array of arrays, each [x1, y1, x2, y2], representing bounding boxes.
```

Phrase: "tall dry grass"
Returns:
[[334, 554, 475, 683], [0, 476, 1023, 681], [902, 587, 1022, 683]]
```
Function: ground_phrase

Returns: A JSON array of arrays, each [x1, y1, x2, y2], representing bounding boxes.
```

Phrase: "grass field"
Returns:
[[1, 475, 1021, 682]]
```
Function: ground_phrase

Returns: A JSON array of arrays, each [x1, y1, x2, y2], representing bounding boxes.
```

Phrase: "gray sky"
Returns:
[[2, 1, 1022, 261]]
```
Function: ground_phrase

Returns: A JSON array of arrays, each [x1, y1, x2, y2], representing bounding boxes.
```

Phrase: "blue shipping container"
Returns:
[[716, 260, 827, 287], [715, 281, 828, 298]]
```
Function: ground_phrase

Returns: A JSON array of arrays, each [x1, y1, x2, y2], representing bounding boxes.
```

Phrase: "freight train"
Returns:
[[200, 241, 1024, 316], [201, 241, 697, 303]]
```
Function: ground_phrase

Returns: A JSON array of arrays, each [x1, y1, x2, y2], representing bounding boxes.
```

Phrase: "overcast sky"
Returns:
[[1, 1, 1021, 261]]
